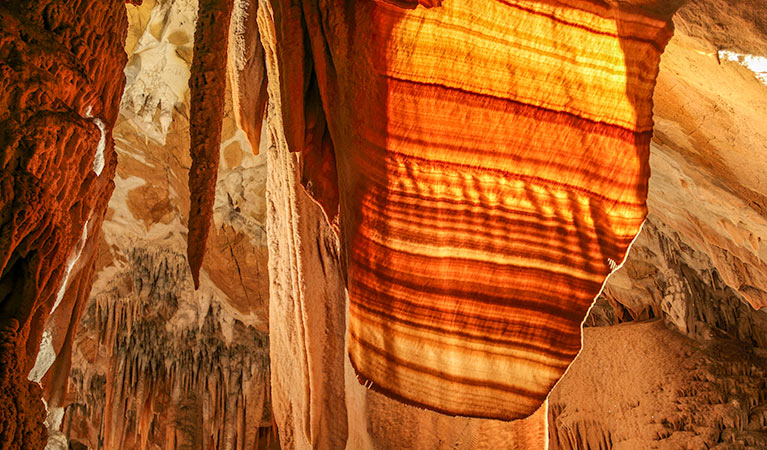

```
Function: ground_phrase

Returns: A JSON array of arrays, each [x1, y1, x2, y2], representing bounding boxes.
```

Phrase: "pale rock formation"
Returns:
[[550, 321, 767, 449], [65, 247, 272, 450], [121, 0, 196, 144]]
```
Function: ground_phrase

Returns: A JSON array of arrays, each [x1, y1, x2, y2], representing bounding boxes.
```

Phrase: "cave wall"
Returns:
[[0, 0, 130, 447], [262, 0, 685, 426], [2, 0, 766, 448]]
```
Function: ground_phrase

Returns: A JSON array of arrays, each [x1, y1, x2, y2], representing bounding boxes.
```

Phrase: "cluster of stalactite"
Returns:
[[587, 218, 767, 348], [0, 0, 129, 447], [63, 247, 275, 450]]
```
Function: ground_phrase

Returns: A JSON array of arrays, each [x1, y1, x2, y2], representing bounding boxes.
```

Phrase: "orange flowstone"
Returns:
[[0, 0, 129, 447]]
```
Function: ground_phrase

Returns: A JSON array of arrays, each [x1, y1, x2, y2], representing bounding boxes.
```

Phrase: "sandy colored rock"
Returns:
[[550, 321, 767, 449]]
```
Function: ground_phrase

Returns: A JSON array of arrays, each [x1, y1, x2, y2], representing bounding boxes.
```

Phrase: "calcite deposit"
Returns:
[[227, 0, 267, 157], [260, 0, 683, 424], [65, 248, 272, 450]]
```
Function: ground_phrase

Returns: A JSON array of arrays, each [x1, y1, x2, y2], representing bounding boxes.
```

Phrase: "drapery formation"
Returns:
[[192, 0, 678, 420], [351, 2, 673, 419]]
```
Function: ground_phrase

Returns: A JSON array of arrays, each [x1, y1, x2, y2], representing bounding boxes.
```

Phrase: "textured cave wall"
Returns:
[[57, 1, 276, 448], [0, 0, 129, 448]]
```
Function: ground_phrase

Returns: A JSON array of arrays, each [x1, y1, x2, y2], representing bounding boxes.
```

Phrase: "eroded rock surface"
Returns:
[[551, 321, 767, 449], [0, 1, 129, 447]]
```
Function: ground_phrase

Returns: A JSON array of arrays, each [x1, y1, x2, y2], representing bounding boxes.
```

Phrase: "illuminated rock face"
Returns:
[[266, 0, 678, 420], [0, 1, 128, 447]]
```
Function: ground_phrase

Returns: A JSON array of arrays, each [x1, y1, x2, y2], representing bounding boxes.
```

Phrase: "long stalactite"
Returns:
[[187, 0, 235, 289]]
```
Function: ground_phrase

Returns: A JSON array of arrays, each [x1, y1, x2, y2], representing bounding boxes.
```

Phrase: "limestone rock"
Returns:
[[0, 1, 129, 447]]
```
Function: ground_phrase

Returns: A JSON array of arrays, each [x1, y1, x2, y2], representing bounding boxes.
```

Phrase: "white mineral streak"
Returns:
[[92, 118, 106, 175], [27, 330, 56, 383], [121, 0, 197, 144], [44, 407, 67, 450], [51, 217, 91, 315], [84, 106, 106, 175], [718, 50, 767, 85]]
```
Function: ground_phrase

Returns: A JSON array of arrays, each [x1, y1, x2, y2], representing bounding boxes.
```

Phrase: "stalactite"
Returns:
[[228, 0, 268, 155], [64, 247, 273, 450], [187, 0, 236, 289]]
